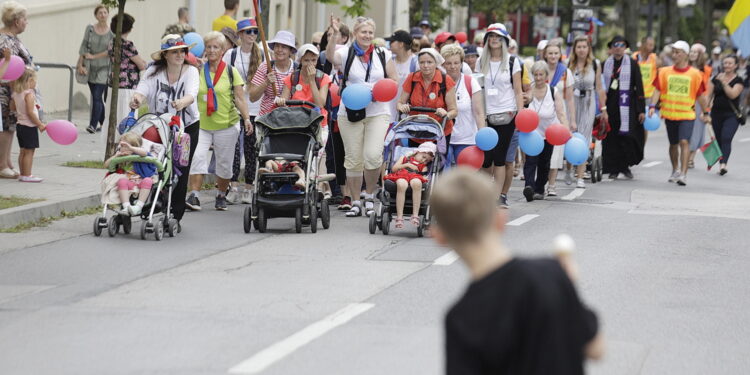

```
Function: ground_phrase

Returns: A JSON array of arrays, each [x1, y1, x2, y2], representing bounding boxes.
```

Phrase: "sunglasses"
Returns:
[[612, 42, 626, 48], [241, 29, 259, 35]]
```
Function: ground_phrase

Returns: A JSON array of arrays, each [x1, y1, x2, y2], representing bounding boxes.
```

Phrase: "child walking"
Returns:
[[430, 168, 604, 374], [10, 68, 46, 183], [383, 142, 436, 229], [101, 132, 157, 216]]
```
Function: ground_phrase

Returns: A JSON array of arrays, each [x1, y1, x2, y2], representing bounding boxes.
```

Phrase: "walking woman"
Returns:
[[687, 43, 712, 169], [542, 41, 576, 196], [523, 61, 568, 202], [78, 4, 113, 133], [477, 23, 523, 208], [0, 0, 33, 179], [328, 16, 398, 217], [710, 55, 744, 175], [131, 34, 200, 226], [568, 35, 605, 188], [188, 31, 250, 211]]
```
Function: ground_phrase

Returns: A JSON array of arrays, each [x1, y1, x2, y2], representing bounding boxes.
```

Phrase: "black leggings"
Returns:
[[482, 120, 516, 168], [231, 117, 258, 183], [331, 128, 347, 187], [711, 112, 740, 164], [523, 141, 555, 194], [172, 122, 199, 222]]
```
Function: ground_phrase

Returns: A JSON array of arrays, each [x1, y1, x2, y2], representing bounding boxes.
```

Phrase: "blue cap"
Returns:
[[463, 45, 478, 56], [236, 18, 258, 32]]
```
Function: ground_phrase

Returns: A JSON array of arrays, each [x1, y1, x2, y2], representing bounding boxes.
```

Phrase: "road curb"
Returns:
[[0, 194, 101, 230]]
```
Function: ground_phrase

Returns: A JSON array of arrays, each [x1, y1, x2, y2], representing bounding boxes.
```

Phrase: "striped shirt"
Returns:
[[251, 60, 295, 116]]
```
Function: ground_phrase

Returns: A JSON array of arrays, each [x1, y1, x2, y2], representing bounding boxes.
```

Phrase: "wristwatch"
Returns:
[[703, 111, 710, 116]]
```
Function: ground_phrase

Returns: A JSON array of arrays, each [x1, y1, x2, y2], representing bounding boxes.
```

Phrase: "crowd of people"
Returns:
[[0, 0, 747, 213]]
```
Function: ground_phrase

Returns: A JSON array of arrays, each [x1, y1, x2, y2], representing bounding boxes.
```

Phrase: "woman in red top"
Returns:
[[397, 48, 458, 140]]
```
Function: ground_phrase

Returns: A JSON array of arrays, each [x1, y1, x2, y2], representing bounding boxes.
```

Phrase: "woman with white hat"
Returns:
[[130, 34, 200, 225], [249, 30, 297, 117], [477, 23, 523, 208]]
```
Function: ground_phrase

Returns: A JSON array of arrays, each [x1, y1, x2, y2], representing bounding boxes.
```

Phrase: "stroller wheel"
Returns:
[[417, 215, 425, 238], [154, 219, 164, 241], [368, 212, 377, 234], [122, 216, 132, 234], [257, 208, 267, 233], [93, 216, 104, 237], [382, 213, 391, 235], [243, 206, 252, 233], [310, 203, 318, 233], [107, 216, 120, 237], [140, 220, 148, 240], [295, 207, 302, 234], [167, 219, 177, 237], [321, 200, 331, 230]]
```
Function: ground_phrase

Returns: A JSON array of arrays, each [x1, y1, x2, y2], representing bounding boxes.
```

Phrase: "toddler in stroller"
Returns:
[[259, 159, 306, 189], [383, 142, 436, 228], [101, 132, 157, 216]]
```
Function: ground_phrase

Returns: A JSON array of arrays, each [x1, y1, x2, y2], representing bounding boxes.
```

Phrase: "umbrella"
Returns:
[[725, 0, 750, 57]]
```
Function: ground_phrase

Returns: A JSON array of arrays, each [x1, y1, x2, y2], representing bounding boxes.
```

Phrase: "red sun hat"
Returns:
[[434, 32, 456, 47]]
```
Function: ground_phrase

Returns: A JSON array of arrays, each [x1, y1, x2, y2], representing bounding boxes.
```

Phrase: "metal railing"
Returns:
[[37, 62, 74, 122]]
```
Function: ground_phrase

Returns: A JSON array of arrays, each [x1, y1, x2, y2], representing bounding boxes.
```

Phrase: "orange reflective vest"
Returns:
[[654, 65, 705, 121], [634, 52, 657, 98]]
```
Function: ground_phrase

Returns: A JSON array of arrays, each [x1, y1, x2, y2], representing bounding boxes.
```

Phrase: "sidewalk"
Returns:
[[0, 110, 105, 229]]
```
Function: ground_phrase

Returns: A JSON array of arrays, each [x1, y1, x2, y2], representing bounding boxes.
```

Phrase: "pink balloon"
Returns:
[[1, 55, 26, 81], [46, 120, 78, 145]]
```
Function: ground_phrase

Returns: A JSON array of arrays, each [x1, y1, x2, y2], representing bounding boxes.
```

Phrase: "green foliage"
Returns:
[[409, 0, 452, 30], [678, 6, 705, 42], [0, 196, 43, 210], [340, 0, 370, 18], [62, 160, 106, 169], [453, 0, 547, 22], [0, 206, 101, 233]]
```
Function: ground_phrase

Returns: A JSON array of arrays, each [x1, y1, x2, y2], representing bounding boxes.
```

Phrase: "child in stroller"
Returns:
[[101, 132, 158, 216], [383, 142, 436, 228], [258, 158, 306, 189]]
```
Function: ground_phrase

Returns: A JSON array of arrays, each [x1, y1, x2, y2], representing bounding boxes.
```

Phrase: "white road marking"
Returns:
[[561, 188, 586, 201], [739, 137, 750, 143], [507, 214, 540, 226], [642, 161, 663, 168], [433, 251, 460, 266], [228, 303, 375, 374]]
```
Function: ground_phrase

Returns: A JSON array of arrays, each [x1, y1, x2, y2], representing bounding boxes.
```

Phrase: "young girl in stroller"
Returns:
[[258, 158, 306, 189], [383, 142, 436, 228], [101, 132, 158, 216]]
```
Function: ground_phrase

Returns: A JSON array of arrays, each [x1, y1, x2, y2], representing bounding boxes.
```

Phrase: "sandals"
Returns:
[[345, 201, 362, 217], [364, 200, 375, 217], [0, 168, 19, 179], [395, 218, 404, 229], [410, 216, 420, 227]]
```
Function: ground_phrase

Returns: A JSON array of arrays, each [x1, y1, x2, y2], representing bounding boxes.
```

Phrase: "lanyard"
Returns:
[[489, 61, 502, 86]]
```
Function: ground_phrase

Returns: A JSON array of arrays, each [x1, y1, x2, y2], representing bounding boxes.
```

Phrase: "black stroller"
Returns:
[[243, 101, 331, 233], [369, 107, 446, 237]]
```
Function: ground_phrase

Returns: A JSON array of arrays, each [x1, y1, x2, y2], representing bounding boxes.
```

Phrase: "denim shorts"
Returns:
[[665, 119, 694, 145]]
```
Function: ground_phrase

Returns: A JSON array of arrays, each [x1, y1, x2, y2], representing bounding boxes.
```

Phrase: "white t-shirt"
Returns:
[[135, 64, 200, 126], [336, 46, 393, 118], [451, 74, 482, 145], [484, 58, 521, 114], [529, 85, 560, 139], [391, 54, 417, 122], [223, 47, 262, 116]]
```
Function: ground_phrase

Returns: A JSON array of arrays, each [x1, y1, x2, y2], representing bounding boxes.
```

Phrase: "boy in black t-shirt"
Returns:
[[430, 168, 604, 375]]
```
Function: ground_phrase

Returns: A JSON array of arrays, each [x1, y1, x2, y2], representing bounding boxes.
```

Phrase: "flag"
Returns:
[[724, 0, 750, 57]]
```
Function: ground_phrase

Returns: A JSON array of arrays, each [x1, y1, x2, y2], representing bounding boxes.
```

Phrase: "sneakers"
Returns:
[[523, 186, 534, 202], [215, 194, 228, 211], [18, 175, 43, 183], [186, 193, 201, 211], [241, 189, 253, 204], [576, 179, 586, 189], [338, 196, 352, 211], [546, 185, 557, 197], [129, 203, 143, 216], [364, 200, 375, 216], [622, 169, 634, 179], [532, 193, 545, 200], [608, 173, 618, 180], [564, 169, 573, 185], [668, 170, 680, 183], [86, 125, 96, 134], [226, 188, 240, 205], [583, 171, 591, 180], [676, 174, 687, 186], [498, 194, 510, 208]]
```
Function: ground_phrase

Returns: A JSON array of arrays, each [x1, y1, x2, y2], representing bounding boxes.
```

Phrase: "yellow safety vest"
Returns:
[[656, 66, 704, 121], [634, 52, 657, 98]]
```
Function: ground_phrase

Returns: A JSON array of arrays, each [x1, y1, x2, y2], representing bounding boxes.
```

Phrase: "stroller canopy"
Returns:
[[255, 106, 324, 141]]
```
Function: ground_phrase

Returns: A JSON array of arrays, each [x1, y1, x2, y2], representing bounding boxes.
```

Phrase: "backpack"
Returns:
[[464, 74, 473, 98], [340, 46, 388, 92]]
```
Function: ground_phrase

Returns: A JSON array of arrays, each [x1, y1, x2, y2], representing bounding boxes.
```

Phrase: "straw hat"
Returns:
[[151, 34, 195, 60]]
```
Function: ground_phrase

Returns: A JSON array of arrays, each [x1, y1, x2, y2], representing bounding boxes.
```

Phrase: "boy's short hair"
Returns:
[[120, 132, 143, 147], [430, 167, 497, 244]]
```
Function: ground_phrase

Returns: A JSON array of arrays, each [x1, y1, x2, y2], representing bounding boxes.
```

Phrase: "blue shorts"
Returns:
[[665, 119, 694, 145], [505, 130, 519, 163]]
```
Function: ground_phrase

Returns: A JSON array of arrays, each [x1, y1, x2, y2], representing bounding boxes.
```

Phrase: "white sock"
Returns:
[[135, 201, 144, 208], [122, 202, 131, 210]]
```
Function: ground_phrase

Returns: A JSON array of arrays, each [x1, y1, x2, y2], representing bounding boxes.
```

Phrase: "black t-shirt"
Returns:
[[712, 76, 743, 114], [445, 258, 598, 375]]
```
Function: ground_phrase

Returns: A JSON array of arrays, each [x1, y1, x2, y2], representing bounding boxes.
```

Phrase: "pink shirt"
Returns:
[[11, 89, 37, 127]]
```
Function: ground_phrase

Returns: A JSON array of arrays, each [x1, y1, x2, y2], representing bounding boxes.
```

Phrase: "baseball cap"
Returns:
[[712, 46, 722, 55], [387, 30, 412, 45], [296, 43, 320, 62], [537, 39, 548, 50], [410, 27, 424, 39], [672, 40, 690, 54], [419, 20, 431, 28], [463, 45, 478, 56], [434, 32, 455, 46]]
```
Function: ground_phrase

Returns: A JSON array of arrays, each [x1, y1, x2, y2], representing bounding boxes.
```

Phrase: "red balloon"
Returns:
[[545, 123, 571, 146], [143, 126, 162, 143], [372, 79, 398, 102], [515, 108, 540, 133], [457, 145, 485, 169], [330, 83, 341, 107], [455, 31, 468, 44]]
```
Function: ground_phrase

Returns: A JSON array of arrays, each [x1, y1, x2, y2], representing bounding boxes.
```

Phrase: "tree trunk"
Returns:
[[261, 0, 270, 32], [105, 0, 127, 159], [662, 0, 678, 44], [623, 0, 639, 47], [703, 0, 713, 47]]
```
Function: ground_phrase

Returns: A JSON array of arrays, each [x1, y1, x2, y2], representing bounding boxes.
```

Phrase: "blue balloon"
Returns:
[[564, 137, 589, 166], [519, 131, 544, 156], [341, 84, 372, 110], [572, 132, 587, 142], [475, 127, 499, 151], [183, 32, 204, 57], [644, 112, 660, 131]]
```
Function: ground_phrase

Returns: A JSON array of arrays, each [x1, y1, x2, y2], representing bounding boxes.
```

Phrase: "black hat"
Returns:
[[419, 20, 431, 28], [463, 45, 479, 56], [387, 30, 413, 46], [410, 27, 424, 39], [607, 35, 629, 48]]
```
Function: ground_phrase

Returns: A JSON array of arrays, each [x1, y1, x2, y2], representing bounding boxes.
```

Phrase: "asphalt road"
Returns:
[[1, 127, 749, 375]]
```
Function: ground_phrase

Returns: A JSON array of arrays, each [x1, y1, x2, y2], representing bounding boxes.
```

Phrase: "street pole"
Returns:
[[647, 0, 654, 37], [422, 0, 429, 23], [467, 0, 472, 36]]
